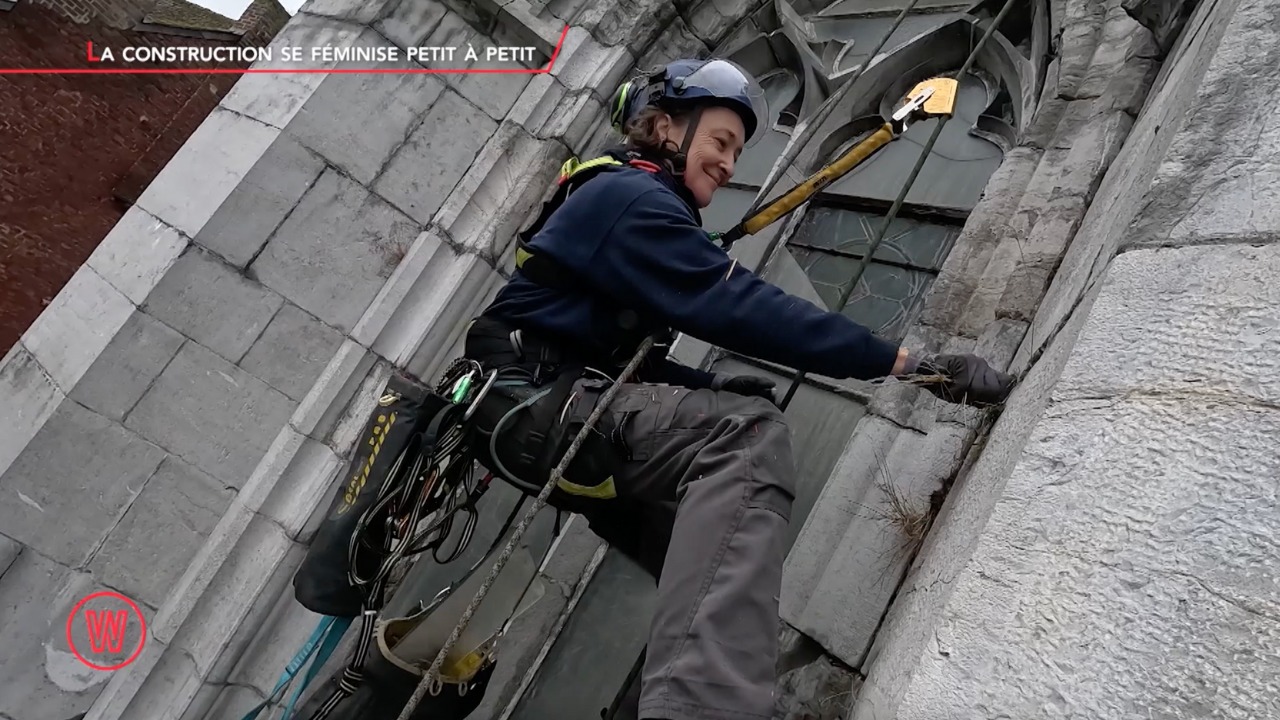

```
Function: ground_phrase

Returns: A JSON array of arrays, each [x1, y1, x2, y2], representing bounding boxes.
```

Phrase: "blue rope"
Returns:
[[239, 615, 353, 720]]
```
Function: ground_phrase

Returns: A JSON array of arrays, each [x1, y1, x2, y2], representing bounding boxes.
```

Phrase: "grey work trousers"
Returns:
[[552, 379, 797, 720]]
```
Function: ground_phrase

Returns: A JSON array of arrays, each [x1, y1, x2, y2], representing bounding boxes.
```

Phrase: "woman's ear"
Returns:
[[653, 112, 672, 144]]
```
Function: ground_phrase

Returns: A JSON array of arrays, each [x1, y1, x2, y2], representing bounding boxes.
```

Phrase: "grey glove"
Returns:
[[711, 373, 779, 406], [911, 354, 1014, 407]]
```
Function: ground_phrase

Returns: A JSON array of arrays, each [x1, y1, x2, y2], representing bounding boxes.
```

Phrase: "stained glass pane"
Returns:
[[788, 247, 935, 342], [791, 206, 960, 270]]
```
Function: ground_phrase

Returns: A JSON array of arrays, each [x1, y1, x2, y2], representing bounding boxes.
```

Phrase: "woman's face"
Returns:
[[658, 107, 745, 208]]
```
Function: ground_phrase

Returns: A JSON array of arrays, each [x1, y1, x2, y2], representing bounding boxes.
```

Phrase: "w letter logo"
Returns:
[[85, 610, 129, 653], [67, 591, 148, 671]]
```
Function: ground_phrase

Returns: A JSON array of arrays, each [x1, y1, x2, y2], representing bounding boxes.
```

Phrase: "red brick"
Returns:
[[0, 1, 284, 354]]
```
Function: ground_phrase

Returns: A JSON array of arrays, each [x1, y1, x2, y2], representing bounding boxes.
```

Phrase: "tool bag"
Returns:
[[284, 365, 504, 720], [293, 373, 447, 618]]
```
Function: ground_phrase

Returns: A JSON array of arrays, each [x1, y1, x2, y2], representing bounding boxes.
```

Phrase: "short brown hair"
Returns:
[[622, 105, 692, 156]]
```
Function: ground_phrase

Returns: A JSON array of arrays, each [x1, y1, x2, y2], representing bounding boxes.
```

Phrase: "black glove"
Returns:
[[711, 373, 779, 406], [911, 354, 1014, 407]]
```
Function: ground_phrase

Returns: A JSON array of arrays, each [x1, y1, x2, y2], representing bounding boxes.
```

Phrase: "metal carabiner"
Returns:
[[463, 369, 498, 422]]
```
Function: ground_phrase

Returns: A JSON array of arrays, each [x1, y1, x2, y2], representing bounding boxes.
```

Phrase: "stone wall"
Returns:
[[852, 0, 1280, 716], [0, 0, 759, 718], [772, 0, 1160, 672]]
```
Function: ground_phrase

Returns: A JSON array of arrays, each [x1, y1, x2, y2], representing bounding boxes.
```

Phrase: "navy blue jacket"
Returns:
[[481, 153, 901, 387]]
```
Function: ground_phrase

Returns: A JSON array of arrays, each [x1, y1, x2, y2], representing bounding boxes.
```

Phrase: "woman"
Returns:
[[465, 58, 1013, 720]]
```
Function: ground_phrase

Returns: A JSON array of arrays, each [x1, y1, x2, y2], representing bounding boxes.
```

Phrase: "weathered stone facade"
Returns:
[[2, 0, 1276, 718]]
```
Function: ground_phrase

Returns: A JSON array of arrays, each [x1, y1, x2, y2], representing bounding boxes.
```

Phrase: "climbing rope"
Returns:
[[777, 0, 1021, 409]]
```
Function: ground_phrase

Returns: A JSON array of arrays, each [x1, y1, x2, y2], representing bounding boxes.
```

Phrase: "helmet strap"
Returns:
[[667, 105, 703, 179]]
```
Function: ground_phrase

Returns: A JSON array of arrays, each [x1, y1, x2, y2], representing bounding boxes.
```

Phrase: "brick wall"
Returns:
[[0, 1, 277, 354]]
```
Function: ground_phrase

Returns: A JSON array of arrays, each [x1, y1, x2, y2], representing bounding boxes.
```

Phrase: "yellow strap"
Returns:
[[556, 475, 618, 500], [557, 155, 623, 184]]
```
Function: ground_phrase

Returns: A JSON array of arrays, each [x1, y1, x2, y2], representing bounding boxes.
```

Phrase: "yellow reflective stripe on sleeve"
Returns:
[[555, 475, 618, 500], [515, 245, 533, 269]]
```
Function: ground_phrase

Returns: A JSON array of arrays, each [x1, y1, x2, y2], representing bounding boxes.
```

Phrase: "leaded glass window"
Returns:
[[785, 206, 962, 341]]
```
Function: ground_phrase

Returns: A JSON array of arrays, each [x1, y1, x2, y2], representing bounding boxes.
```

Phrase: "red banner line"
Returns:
[[0, 24, 569, 75]]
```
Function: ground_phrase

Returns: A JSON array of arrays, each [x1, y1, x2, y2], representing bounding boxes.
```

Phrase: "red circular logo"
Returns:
[[66, 590, 148, 671]]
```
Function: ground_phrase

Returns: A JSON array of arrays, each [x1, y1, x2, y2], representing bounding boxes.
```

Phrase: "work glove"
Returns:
[[711, 373, 779, 406], [908, 354, 1014, 407]]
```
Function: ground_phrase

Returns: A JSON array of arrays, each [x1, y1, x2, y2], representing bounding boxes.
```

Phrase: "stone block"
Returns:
[[397, 253, 508, 379], [195, 134, 327, 268], [0, 346, 62, 476], [372, 89, 498, 226], [144, 247, 284, 363], [288, 68, 446, 185], [0, 550, 111, 719], [373, 0, 449, 48], [256, 437, 344, 541], [300, 0, 397, 24], [684, 0, 757, 45], [0, 400, 165, 567], [22, 264, 136, 394], [219, 547, 323, 696], [469, 575, 570, 720], [350, 228, 453, 347], [509, 73, 607, 147], [549, 26, 635, 98], [575, 0, 676, 56], [87, 457, 234, 608], [165, 514, 299, 679], [125, 342, 295, 489], [69, 309, 186, 422], [218, 15, 366, 128], [239, 303, 345, 401], [919, 146, 1042, 332], [289, 339, 381, 443], [1126, 0, 1280, 247], [251, 168, 421, 333], [492, 0, 565, 58], [1096, 55, 1159, 116], [1077, 2, 1147, 97], [0, 534, 18, 577], [433, 123, 568, 259], [1053, 0, 1106, 97], [894, 397, 1280, 720], [136, 108, 283, 240], [419, 11, 537, 121], [539, 514, 607, 588], [781, 417, 973, 666], [85, 207, 189, 307], [636, 15, 709, 70], [1056, 244, 1280, 406]]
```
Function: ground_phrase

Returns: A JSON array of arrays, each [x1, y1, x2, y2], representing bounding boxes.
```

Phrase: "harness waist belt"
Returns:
[[466, 316, 579, 370]]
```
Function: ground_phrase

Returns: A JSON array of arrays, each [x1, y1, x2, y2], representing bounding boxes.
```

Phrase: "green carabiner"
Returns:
[[451, 373, 474, 404]]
